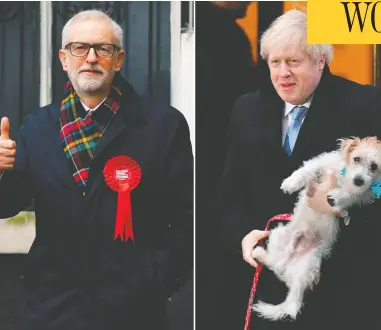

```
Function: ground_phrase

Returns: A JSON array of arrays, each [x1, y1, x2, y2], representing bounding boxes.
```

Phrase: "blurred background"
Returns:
[[0, 1, 194, 329]]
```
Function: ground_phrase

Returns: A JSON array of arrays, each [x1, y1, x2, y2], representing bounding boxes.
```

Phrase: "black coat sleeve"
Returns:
[[165, 111, 194, 264], [0, 120, 33, 218], [155, 110, 194, 297], [213, 95, 257, 255]]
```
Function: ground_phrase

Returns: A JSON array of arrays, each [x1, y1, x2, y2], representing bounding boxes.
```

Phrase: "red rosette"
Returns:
[[104, 156, 142, 242]]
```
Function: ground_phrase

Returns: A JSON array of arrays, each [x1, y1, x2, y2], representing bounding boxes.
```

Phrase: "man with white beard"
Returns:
[[0, 10, 193, 330]]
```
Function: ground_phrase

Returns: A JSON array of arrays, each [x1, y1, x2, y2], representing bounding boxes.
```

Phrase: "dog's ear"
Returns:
[[338, 137, 360, 159], [365, 136, 381, 146]]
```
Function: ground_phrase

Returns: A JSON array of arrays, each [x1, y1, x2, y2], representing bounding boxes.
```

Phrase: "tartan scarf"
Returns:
[[60, 80, 123, 191]]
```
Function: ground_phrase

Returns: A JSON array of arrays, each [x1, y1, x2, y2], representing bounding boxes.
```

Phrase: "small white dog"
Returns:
[[252, 137, 381, 321]]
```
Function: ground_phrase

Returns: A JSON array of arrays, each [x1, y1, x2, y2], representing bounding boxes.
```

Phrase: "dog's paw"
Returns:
[[281, 175, 301, 194], [327, 188, 342, 213], [253, 301, 293, 321], [252, 246, 265, 261], [327, 195, 335, 206], [283, 302, 301, 320], [327, 188, 340, 205]]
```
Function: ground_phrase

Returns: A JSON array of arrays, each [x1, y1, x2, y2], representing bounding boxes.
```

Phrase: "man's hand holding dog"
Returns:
[[0, 117, 16, 170], [242, 230, 270, 267], [306, 170, 342, 216]]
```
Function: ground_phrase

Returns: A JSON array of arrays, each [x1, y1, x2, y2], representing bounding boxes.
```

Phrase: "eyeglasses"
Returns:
[[64, 42, 121, 58]]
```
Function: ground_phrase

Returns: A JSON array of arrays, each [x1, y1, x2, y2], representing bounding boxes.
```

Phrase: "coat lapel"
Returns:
[[291, 67, 338, 158], [259, 81, 289, 160], [41, 102, 81, 190], [93, 75, 148, 164], [93, 111, 126, 162]]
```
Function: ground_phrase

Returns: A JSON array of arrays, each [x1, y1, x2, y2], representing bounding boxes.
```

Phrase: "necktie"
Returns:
[[283, 106, 308, 156]]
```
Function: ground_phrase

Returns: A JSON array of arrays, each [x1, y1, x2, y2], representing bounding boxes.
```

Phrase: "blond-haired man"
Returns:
[[215, 9, 381, 330]]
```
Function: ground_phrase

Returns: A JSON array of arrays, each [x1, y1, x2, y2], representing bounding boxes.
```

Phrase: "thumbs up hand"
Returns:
[[0, 117, 16, 170]]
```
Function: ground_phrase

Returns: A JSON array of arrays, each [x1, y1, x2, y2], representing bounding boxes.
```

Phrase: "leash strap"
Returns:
[[244, 213, 293, 330]]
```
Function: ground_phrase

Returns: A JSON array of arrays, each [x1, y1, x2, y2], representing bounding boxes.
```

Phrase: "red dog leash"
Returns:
[[244, 213, 293, 330]]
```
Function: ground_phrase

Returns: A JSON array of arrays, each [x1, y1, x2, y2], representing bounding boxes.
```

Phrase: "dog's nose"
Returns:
[[354, 176, 364, 186]]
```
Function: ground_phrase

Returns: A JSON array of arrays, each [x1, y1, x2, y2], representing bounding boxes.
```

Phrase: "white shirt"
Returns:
[[282, 96, 313, 145], [80, 97, 107, 113]]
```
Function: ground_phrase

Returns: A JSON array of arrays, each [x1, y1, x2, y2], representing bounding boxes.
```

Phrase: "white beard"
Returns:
[[68, 67, 115, 93], [76, 74, 107, 92]]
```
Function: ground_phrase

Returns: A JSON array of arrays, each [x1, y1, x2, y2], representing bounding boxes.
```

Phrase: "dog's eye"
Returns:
[[370, 163, 378, 172], [354, 157, 361, 163]]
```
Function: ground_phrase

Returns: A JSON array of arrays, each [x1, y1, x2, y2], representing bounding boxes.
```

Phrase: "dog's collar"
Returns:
[[370, 180, 381, 199], [340, 167, 381, 199]]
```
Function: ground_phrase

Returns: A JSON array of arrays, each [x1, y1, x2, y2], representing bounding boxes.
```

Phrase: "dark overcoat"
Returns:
[[0, 76, 193, 330], [216, 66, 381, 330]]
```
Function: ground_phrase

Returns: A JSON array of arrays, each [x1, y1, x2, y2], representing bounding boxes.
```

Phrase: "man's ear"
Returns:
[[318, 54, 326, 71], [114, 50, 126, 72], [59, 49, 68, 72]]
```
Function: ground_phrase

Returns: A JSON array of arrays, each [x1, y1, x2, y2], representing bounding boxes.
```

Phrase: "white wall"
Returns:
[[170, 2, 195, 152], [40, 1, 52, 107]]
